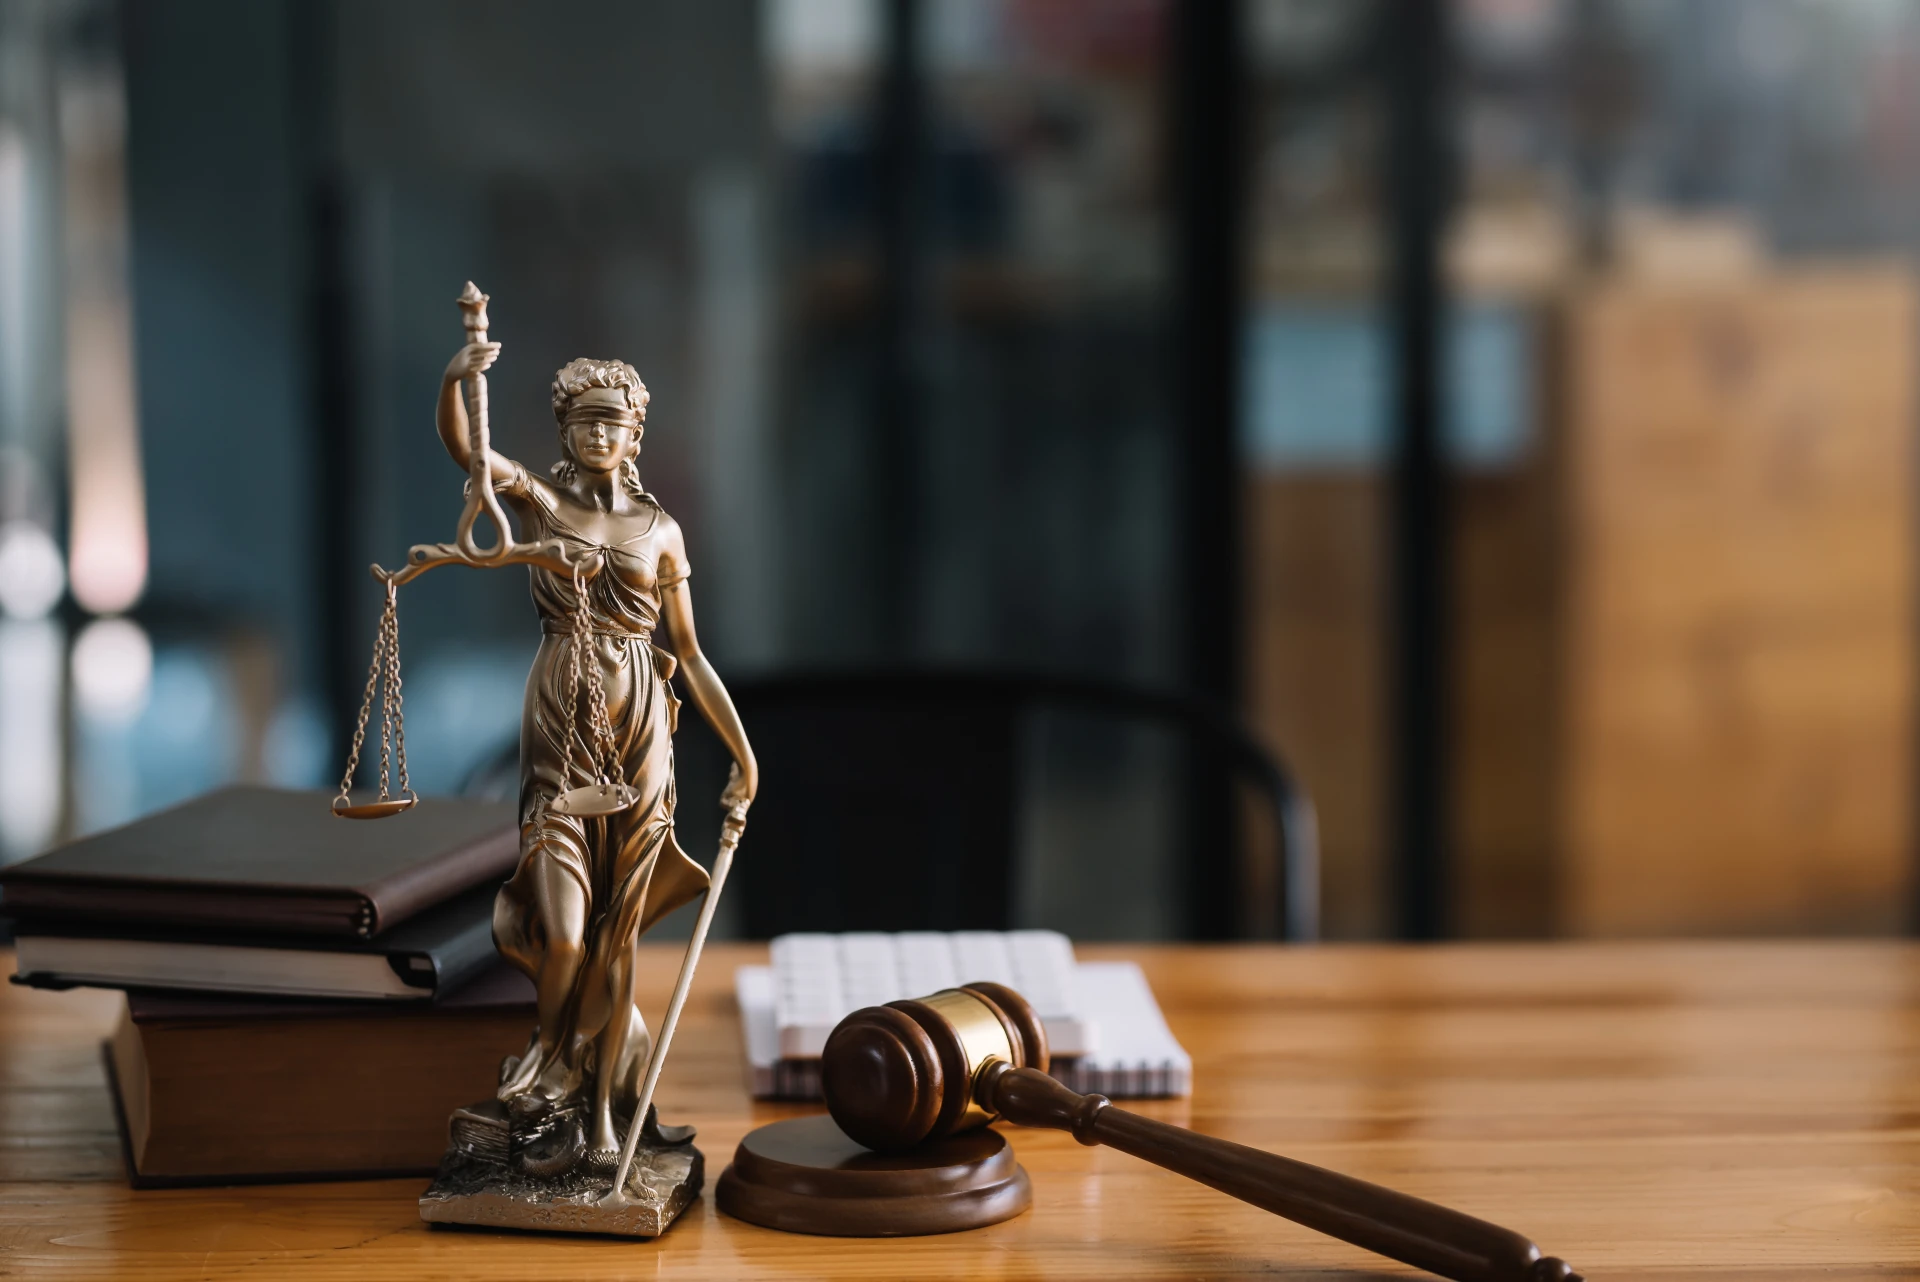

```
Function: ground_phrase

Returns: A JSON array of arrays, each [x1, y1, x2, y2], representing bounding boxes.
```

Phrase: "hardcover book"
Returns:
[[0, 786, 517, 940], [13, 882, 503, 1001], [104, 963, 534, 1185]]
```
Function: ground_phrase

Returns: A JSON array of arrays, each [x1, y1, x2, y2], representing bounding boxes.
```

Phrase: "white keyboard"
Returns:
[[738, 959, 1191, 1099], [768, 930, 1092, 1059]]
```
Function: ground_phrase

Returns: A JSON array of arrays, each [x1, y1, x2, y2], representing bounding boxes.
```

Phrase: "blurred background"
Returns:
[[2, 0, 1916, 942]]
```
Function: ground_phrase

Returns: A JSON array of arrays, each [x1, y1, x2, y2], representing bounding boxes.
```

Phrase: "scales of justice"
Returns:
[[331, 282, 756, 1236]]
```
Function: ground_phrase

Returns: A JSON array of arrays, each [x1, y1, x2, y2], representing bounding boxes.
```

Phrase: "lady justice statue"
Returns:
[[338, 284, 755, 1236], [439, 339, 756, 1160]]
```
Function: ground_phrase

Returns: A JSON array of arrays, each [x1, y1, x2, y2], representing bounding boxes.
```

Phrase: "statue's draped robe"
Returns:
[[491, 466, 709, 1108]]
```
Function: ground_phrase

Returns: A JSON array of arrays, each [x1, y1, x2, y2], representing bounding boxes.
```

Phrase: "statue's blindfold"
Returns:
[[563, 406, 643, 429]]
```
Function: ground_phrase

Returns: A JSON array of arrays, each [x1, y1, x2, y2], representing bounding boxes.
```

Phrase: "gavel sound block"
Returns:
[[716, 983, 1582, 1282]]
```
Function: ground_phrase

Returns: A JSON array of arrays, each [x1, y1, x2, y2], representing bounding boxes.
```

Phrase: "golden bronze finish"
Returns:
[[331, 797, 417, 820], [326, 283, 757, 1236], [369, 285, 580, 590], [452, 282, 510, 562], [912, 989, 1015, 1135], [956, 980, 1049, 1071], [549, 782, 640, 817], [819, 984, 1049, 1156], [331, 580, 418, 817]]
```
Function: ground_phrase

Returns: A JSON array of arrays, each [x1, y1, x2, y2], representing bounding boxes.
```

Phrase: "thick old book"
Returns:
[[13, 882, 502, 1001], [104, 962, 534, 1185], [0, 786, 517, 940]]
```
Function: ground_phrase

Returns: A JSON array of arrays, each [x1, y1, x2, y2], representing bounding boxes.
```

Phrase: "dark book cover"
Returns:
[[122, 956, 535, 1022], [10, 881, 507, 1000], [0, 785, 517, 940]]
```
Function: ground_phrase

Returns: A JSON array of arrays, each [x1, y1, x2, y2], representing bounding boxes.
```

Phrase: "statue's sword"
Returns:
[[601, 800, 750, 1206], [453, 280, 513, 562]]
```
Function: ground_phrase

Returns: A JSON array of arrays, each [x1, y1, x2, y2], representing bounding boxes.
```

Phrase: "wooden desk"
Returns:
[[0, 940, 1911, 1278]]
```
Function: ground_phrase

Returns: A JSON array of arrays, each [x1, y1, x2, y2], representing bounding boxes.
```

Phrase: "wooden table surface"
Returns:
[[1, 939, 1913, 1279]]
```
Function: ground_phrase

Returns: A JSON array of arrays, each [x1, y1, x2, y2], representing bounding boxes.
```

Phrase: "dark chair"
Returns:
[[463, 669, 1318, 941]]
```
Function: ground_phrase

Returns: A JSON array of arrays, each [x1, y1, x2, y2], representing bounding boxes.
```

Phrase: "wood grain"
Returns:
[[1245, 269, 1916, 939], [1244, 466, 1565, 939], [4, 941, 1917, 1277], [1243, 473, 1391, 939], [1562, 268, 1917, 935]]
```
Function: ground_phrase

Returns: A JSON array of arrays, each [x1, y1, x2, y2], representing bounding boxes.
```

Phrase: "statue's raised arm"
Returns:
[[368, 285, 578, 589], [436, 338, 516, 489]]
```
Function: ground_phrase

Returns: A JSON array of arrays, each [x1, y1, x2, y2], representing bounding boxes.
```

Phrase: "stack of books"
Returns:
[[0, 786, 533, 1186]]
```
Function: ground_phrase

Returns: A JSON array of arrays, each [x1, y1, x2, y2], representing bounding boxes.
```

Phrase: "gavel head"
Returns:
[[822, 982, 1049, 1154]]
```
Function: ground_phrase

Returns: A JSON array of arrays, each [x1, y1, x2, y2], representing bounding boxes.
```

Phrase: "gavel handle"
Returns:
[[985, 1065, 1579, 1282]]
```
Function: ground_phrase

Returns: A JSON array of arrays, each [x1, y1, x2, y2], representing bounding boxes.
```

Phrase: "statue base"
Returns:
[[418, 1099, 702, 1238]]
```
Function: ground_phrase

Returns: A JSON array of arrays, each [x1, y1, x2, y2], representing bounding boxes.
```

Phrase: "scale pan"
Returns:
[[332, 795, 417, 820], [552, 783, 639, 817]]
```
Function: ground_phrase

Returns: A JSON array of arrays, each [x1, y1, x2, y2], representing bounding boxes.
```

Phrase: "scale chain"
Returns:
[[566, 566, 587, 778], [334, 582, 407, 808], [376, 604, 394, 802], [569, 562, 624, 789], [383, 589, 411, 796]]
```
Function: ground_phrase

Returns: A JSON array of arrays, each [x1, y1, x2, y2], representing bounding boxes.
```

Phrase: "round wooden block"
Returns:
[[715, 1114, 1031, 1237]]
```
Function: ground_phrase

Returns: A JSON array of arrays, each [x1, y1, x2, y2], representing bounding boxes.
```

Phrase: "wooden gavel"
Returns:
[[822, 982, 1580, 1282]]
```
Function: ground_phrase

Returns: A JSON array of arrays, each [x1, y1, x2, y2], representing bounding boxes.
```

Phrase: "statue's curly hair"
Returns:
[[549, 358, 649, 498], [550, 358, 648, 423]]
